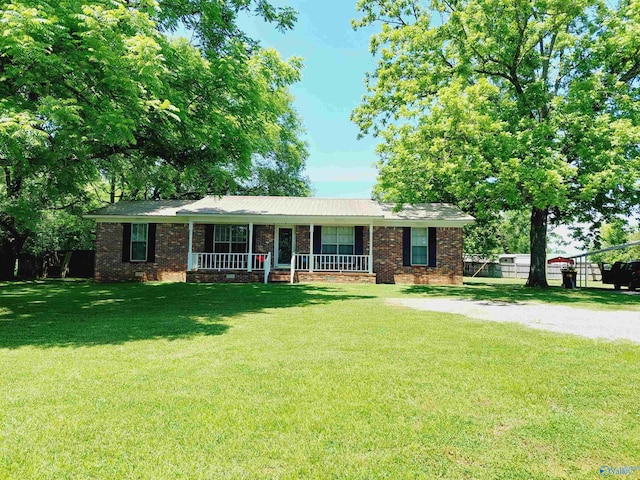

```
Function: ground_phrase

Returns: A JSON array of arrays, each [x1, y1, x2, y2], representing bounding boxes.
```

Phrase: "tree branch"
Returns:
[[411, 2, 420, 23], [4, 166, 10, 192], [620, 59, 640, 83], [473, 67, 515, 84], [541, 32, 557, 85], [41, 200, 77, 212], [0, 214, 20, 238], [373, 16, 406, 27]]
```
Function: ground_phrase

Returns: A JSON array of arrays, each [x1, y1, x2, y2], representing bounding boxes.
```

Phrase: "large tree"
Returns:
[[352, 0, 640, 287], [100, 45, 309, 201], [0, 0, 307, 279]]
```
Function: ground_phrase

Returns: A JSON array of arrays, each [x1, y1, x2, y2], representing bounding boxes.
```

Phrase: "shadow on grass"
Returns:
[[403, 280, 640, 308], [0, 280, 372, 349]]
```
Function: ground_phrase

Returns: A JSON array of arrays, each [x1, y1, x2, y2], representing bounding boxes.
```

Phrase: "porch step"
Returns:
[[269, 270, 291, 283]]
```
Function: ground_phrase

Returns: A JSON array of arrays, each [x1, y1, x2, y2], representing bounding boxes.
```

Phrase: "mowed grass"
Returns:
[[409, 276, 640, 311], [1, 280, 639, 479]]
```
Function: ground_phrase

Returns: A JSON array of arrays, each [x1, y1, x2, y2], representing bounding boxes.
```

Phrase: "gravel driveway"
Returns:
[[388, 298, 640, 344]]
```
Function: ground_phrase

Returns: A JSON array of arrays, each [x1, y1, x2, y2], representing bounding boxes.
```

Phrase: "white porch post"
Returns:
[[368, 223, 374, 274], [248, 222, 253, 272], [585, 257, 588, 289], [309, 223, 314, 273], [187, 220, 194, 271]]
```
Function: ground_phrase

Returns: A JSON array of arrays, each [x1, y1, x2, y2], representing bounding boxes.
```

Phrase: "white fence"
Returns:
[[192, 253, 269, 271], [293, 254, 370, 273], [464, 261, 602, 281]]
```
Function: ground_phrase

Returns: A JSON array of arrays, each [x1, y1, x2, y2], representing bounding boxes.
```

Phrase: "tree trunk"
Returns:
[[0, 233, 28, 281], [526, 206, 549, 288], [110, 175, 116, 204], [0, 250, 17, 280]]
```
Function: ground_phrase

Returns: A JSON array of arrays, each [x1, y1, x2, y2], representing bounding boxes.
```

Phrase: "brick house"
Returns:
[[87, 196, 474, 284]]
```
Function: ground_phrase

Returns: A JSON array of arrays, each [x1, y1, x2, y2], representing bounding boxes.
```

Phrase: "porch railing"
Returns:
[[293, 254, 370, 273], [192, 253, 269, 272], [263, 253, 271, 285]]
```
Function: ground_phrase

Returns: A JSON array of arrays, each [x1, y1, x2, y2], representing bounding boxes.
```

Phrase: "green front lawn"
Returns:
[[409, 276, 640, 311], [1, 280, 638, 479]]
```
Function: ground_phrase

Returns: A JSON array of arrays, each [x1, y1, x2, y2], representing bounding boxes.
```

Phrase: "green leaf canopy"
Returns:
[[353, 0, 640, 286], [0, 0, 309, 279]]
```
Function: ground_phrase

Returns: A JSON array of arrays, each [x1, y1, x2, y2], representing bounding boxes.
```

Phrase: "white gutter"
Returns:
[[85, 213, 474, 228]]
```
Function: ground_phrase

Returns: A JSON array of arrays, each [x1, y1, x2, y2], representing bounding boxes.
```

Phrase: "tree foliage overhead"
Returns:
[[352, 0, 640, 287], [103, 44, 309, 201], [590, 220, 640, 264], [0, 0, 309, 278]]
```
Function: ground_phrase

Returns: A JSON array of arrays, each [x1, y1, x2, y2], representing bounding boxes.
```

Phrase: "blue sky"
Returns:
[[237, 0, 380, 198]]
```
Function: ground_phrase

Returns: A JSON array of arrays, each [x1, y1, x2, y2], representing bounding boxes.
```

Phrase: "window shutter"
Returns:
[[122, 223, 131, 263], [147, 223, 157, 263], [354, 226, 364, 255], [313, 226, 322, 254], [428, 227, 437, 267], [402, 227, 411, 266], [204, 225, 214, 253]]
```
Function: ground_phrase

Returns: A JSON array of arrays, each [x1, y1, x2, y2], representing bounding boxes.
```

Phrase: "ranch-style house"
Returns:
[[87, 196, 474, 284]]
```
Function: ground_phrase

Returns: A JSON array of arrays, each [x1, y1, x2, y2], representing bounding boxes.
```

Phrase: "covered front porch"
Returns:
[[186, 222, 375, 284]]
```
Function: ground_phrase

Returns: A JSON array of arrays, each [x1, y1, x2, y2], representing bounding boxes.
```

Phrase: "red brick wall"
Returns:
[[373, 226, 463, 285], [193, 224, 206, 253], [296, 225, 310, 253], [432, 227, 464, 284], [254, 225, 274, 267], [95, 222, 463, 285], [187, 271, 263, 283], [95, 222, 188, 282], [373, 227, 402, 284], [296, 272, 376, 284]]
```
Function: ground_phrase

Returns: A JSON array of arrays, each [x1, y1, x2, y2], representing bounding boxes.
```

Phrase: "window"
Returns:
[[214, 225, 248, 253], [131, 224, 148, 261], [322, 226, 354, 255], [411, 228, 428, 265]]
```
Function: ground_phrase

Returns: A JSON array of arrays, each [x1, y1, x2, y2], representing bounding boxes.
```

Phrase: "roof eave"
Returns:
[[86, 213, 474, 227], [180, 213, 384, 224], [84, 215, 183, 223], [375, 219, 475, 227]]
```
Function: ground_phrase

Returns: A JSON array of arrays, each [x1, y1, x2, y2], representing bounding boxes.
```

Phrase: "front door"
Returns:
[[276, 227, 294, 267]]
